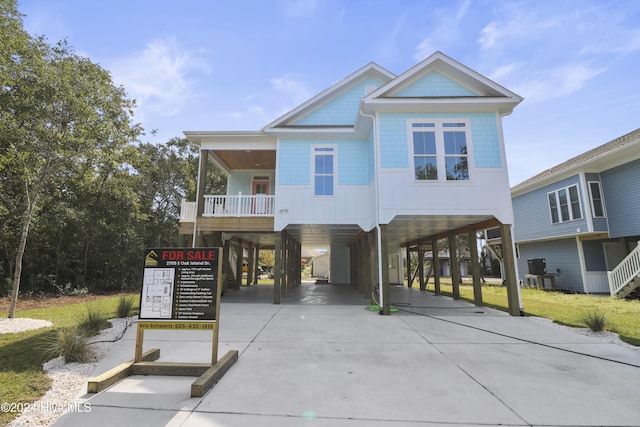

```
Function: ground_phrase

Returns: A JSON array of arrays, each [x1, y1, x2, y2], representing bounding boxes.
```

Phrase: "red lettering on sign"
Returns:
[[187, 250, 216, 261], [161, 251, 184, 261]]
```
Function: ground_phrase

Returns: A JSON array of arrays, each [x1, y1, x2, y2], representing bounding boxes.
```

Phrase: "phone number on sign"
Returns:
[[1, 401, 91, 413]]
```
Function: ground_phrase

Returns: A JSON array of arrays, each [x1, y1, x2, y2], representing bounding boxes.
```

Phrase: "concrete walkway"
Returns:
[[55, 283, 640, 426]]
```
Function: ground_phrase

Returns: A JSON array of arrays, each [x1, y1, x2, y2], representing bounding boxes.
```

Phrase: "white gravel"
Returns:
[[5, 317, 134, 427], [0, 317, 53, 333]]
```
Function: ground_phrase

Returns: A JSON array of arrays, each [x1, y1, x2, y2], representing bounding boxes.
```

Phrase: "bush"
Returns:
[[115, 295, 136, 318], [42, 327, 93, 363], [78, 305, 110, 337], [582, 310, 607, 332]]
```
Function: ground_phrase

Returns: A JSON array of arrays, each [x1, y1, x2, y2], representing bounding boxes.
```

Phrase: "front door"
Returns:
[[252, 176, 270, 214]]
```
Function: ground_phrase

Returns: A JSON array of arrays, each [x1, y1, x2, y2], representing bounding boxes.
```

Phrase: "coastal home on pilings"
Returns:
[[179, 52, 524, 315], [512, 128, 640, 298]]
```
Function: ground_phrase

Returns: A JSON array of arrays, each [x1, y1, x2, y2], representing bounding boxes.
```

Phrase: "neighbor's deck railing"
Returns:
[[180, 195, 275, 221], [608, 241, 640, 295]]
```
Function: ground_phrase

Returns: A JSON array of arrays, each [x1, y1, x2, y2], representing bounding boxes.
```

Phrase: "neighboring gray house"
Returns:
[[511, 128, 640, 297]]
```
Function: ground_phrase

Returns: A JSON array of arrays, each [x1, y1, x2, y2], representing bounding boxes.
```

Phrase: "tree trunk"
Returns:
[[8, 194, 39, 318]]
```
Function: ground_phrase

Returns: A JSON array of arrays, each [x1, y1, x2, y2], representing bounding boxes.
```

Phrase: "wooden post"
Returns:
[[406, 244, 412, 288], [235, 239, 244, 289], [448, 232, 460, 300], [380, 224, 390, 315], [254, 245, 261, 284], [274, 231, 282, 304], [432, 237, 441, 295], [418, 244, 426, 290], [501, 223, 522, 316], [468, 226, 483, 306], [246, 243, 254, 286], [196, 150, 208, 217], [362, 234, 371, 298], [369, 229, 378, 304]]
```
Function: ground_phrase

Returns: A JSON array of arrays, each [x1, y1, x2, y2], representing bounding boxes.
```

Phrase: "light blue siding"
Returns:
[[228, 171, 275, 195], [601, 158, 640, 238], [517, 239, 584, 292], [277, 138, 369, 186], [292, 77, 384, 126], [393, 71, 478, 97], [513, 175, 588, 242], [378, 112, 501, 169]]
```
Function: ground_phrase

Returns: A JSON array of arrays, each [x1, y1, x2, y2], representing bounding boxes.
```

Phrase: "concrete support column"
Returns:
[[432, 237, 441, 295], [380, 224, 390, 315], [274, 231, 282, 304], [468, 226, 483, 306], [500, 223, 522, 316]]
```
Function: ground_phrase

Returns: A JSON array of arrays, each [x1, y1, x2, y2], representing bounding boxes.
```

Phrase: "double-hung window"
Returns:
[[548, 184, 582, 223], [314, 146, 334, 196], [411, 121, 470, 181], [588, 181, 605, 218]]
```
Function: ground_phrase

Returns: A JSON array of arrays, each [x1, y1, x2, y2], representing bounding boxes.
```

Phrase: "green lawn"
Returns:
[[0, 294, 138, 426], [418, 279, 640, 346]]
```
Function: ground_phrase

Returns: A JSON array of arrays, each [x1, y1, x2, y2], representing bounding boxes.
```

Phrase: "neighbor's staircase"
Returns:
[[608, 242, 640, 299]]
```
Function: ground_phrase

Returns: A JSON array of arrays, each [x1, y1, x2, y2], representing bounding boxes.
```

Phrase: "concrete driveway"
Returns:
[[54, 283, 640, 426]]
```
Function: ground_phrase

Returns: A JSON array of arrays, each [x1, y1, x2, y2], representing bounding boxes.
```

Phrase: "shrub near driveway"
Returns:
[[0, 293, 139, 426], [430, 282, 640, 346]]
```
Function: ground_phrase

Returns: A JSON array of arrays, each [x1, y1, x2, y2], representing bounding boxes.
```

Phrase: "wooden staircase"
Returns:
[[608, 242, 640, 299]]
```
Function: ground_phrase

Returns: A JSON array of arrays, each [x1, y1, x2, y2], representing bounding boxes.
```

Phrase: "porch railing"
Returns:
[[203, 194, 275, 217], [180, 195, 275, 220], [608, 241, 640, 295]]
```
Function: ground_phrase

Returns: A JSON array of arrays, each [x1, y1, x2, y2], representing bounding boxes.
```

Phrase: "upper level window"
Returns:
[[411, 121, 469, 181], [548, 184, 582, 223], [314, 146, 334, 196], [588, 181, 605, 218]]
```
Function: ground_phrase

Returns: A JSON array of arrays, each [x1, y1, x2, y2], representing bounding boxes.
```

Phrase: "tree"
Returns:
[[0, 1, 141, 316]]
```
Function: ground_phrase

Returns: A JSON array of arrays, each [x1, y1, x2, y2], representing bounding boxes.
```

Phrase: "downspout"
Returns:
[[359, 107, 385, 313], [192, 147, 203, 248]]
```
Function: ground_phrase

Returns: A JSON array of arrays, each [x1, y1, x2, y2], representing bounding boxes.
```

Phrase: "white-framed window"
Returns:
[[313, 146, 335, 196], [410, 120, 470, 181], [588, 181, 605, 218], [548, 184, 582, 224]]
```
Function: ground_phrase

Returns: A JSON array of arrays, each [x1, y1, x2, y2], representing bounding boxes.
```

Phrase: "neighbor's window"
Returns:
[[411, 121, 469, 181], [588, 181, 605, 218], [314, 146, 334, 196], [548, 184, 582, 223]]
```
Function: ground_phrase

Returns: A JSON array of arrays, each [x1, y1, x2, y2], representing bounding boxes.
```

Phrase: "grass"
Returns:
[[419, 278, 640, 346], [0, 293, 139, 426]]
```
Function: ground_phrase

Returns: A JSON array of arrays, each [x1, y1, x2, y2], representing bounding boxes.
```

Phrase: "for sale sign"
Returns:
[[139, 248, 221, 323]]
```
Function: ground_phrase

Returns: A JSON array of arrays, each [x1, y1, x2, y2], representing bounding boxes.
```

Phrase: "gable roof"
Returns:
[[511, 127, 640, 196], [263, 62, 396, 131], [362, 51, 522, 115]]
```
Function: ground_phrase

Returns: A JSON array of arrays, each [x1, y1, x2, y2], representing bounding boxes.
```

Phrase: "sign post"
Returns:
[[87, 248, 237, 397]]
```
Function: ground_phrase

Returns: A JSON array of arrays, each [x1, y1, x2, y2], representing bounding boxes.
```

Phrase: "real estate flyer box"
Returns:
[[87, 247, 237, 397]]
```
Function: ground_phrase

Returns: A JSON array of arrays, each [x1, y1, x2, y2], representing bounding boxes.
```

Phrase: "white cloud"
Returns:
[[413, 0, 472, 61], [109, 38, 211, 119], [511, 63, 607, 103]]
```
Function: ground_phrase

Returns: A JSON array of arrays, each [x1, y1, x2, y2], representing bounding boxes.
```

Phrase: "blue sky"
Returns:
[[19, 0, 640, 186]]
